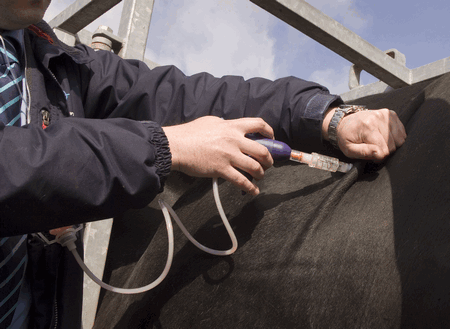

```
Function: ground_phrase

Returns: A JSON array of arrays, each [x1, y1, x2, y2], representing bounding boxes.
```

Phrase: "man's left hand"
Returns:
[[322, 108, 407, 161]]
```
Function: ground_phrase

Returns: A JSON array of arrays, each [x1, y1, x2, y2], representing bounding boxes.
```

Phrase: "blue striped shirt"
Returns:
[[1, 29, 30, 329]]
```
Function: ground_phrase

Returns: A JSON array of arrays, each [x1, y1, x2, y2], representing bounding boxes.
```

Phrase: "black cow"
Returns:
[[93, 73, 450, 329]]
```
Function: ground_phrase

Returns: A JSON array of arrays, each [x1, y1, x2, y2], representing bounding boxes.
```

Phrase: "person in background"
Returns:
[[0, 0, 406, 328]]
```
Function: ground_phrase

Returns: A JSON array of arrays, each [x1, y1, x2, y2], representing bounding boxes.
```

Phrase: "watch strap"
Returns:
[[328, 105, 367, 149]]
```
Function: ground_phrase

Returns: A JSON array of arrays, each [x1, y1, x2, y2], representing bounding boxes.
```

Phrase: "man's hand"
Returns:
[[163, 116, 274, 196], [323, 108, 407, 161]]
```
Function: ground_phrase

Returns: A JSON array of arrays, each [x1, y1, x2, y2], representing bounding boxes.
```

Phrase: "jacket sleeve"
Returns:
[[0, 118, 171, 237], [78, 45, 343, 151], [0, 42, 341, 237]]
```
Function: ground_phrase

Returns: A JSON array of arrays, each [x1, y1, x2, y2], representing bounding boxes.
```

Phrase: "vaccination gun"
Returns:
[[247, 134, 353, 173]]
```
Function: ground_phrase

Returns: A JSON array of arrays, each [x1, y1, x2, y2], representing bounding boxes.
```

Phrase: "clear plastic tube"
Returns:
[[66, 206, 175, 294], [160, 177, 238, 256], [56, 177, 237, 294]]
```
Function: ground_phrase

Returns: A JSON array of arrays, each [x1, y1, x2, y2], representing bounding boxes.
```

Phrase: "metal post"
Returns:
[[117, 0, 155, 60], [81, 1, 156, 327], [82, 218, 113, 329]]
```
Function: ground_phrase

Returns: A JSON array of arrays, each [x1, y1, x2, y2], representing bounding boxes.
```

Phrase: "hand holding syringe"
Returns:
[[247, 134, 353, 173]]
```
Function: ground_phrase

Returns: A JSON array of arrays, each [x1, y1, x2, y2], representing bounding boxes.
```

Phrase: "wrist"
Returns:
[[326, 105, 368, 149], [162, 126, 180, 172], [322, 107, 337, 141]]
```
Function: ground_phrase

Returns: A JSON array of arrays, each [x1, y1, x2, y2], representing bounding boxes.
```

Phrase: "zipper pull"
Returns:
[[41, 110, 50, 129]]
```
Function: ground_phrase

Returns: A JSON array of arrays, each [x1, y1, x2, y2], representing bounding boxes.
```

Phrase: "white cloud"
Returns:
[[308, 65, 351, 95], [42, 0, 370, 89], [146, 0, 277, 80], [45, 0, 277, 80]]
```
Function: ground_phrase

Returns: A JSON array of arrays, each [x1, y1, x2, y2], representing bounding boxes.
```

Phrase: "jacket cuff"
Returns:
[[141, 121, 172, 192], [300, 92, 343, 149]]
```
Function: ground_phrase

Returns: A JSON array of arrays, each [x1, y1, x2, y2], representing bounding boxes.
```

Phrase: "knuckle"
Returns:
[[389, 109, 398, 117], [255, 117, 265, 125], [362, 116, 376, 127], [255, 117, 271, 131], [260, 146, 271, 160], [257, 119, 267, 130], [236, 175, 247, 187], [359, 149, 369, 158], [250, 161, 262, 174], [374, 110, 386, 119]]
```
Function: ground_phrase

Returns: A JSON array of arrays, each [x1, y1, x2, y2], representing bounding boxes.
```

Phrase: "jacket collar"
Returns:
[[26, 21, 93, 68]]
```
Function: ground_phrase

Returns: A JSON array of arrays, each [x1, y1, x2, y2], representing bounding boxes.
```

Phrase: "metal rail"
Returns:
[[250, 0, 450, 101], [250, 0, 412, 89], [48, 0, 122, 34]]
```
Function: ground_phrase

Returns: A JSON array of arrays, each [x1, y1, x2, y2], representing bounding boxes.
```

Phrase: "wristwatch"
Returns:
[[328, 104, 367, 148]]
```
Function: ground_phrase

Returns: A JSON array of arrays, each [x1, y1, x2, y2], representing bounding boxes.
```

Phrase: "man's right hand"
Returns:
[[322, 108, 407, 161], [162, 116, 274, 196]]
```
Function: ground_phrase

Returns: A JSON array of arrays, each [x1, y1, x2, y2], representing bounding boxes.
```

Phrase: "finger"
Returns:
[[240, 139, 274, 170], [387, 130, 397, 154], [362, 123, 390, 158], [375, 110, 403, 153], [344, 142, 385, 161], [233, 117, 274, 139], [231, 153, 266, 180], [343, 129, 389, 160], [221, 167, 260, 196], [388, 111, 407, 146]]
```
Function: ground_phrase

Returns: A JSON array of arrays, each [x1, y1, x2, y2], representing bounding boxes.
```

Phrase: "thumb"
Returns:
[[342, 142, 384, 161]]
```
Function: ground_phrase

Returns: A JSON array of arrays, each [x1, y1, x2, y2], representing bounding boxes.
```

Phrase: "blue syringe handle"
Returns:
[[246, 134, 292, 161]]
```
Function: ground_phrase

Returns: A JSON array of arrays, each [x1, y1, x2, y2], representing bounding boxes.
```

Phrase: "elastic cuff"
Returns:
[[141, 121, 172, 192]]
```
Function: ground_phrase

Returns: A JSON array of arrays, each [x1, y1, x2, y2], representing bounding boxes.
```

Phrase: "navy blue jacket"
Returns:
[[1, 21, 342, 328]]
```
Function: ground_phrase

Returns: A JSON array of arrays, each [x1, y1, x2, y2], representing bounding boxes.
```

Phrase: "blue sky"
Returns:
[[44, 0, 450, 95]]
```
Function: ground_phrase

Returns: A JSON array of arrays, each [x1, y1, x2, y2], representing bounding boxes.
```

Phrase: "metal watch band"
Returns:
[[328, 105, 367, 149]]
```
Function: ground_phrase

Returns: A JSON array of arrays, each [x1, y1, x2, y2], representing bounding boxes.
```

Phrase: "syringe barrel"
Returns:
[[308, 153, 353, 173], [310, 152, 339, 172]]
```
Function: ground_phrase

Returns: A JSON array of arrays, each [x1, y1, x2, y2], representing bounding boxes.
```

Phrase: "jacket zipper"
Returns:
[[48, 69, 59, 87], [44, 67, 72, 126], [41, 109, 50, 129], [52, 298, 59, 329]]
